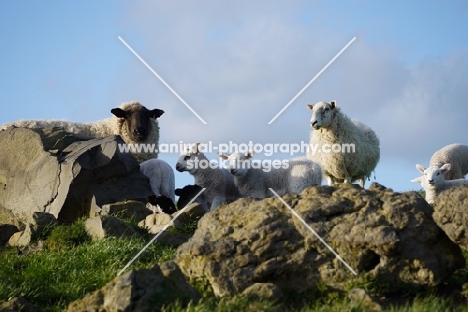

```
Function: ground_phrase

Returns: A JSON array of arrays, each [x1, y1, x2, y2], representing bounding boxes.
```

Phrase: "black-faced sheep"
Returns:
[[306, 100, 380, 187], [175, 184, 207, 211], [1, 101, 164, 163], [146, 194, 177, 214]]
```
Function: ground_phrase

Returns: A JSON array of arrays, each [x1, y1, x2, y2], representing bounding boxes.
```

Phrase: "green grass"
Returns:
[[1, 216, 468, 311], [0, 219, 177, 311]]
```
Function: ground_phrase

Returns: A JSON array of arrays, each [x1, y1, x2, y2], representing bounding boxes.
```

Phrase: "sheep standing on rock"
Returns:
[[306, 100, 380, 188], [411, 163, 468, 204], [139, 158, 175, 202], [175, 143, 240, 211], [429, 144, 468, 180], [219, 152, 322, 198], [1, 101, 164, 163]]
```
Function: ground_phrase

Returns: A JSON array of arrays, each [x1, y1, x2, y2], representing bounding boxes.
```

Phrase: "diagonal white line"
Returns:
[[117, 187, 206, 276], [118, 36, 207, 125], [269, 188, 357, 275], [268, 37, 356, 124]]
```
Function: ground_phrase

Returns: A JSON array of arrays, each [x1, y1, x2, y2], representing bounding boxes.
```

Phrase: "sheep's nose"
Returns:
[[230, 168, 236, 174], [133, 127, 147, 138], [311, 121, 320, 129], [428, 179, 434, 184]]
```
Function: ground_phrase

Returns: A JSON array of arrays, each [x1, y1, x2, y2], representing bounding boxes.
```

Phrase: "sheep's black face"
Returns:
[[111, 104, 164, 142]]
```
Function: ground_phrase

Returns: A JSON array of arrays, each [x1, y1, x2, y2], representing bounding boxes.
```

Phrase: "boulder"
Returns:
[[433, 185, 468, 251], [84, 215, 141, 241], [175, 183, 464, 297], [67, 262, 200, 312], [138, 213, 183, 234], [7, 212, 57, 247], [101, 200, 152, 222], [0, 127, 152, 226], [0, 297, 39, 312]]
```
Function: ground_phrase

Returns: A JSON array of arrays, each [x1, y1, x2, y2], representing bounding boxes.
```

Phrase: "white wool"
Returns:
[[220, 152, 322, 198], [306, 100, 380, 188], [411, 163, 468, 204], [139, 159, 175, 202], [429, 144, 468, 180], [176, 143, 240, 211]]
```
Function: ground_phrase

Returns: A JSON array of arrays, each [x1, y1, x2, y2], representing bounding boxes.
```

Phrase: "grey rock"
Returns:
[[85, 215, 141, 241], [101, 200, 152, 222], [433, 185, 468, 251], [0, 297, 39, 312], [138, 213, 183, 234], [0, 127, 152, 226], [241, 283, 283, 301], [175, 183, 464, 297], [67, 262, 200, 312]]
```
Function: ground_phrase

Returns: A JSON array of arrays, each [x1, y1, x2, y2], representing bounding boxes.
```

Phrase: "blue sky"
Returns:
[[1, 1, 468, 193]]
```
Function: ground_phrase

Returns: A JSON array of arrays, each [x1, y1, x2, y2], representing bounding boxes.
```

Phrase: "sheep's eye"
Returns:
[[184, 156, 190, 161], [324, 108, 329, 112], [437, 172, 440, 176]]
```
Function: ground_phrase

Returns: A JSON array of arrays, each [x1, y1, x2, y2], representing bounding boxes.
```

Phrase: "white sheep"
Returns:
[[175, 143, 240, 211], [411, 163, 468, 204], [219, 151, 322, 198], [1, 101, 164, 163], [139, 158, 175, 202], [306, 100, 380, 188], [429, 144, 468, 180]]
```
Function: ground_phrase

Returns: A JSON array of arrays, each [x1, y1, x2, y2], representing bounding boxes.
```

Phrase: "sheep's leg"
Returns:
[[359, 178, 365, 188], [210, 197, 226, 211], [326, 175, 335, 186]]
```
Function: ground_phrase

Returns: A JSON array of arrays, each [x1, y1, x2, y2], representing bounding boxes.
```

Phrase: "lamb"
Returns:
[[139, 158, 175, 202], [429, 144, 468, 180], [219, 151, 322, 198], [146, 195, 177, 214], [174, 184, 207, 211], [175, 143, 240, 211], [1, 101, 164, 163], [306, 100, 380, 188], [411, 163, 468, 204]]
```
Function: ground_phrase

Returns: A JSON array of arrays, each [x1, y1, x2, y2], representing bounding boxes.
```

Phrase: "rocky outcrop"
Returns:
[[7, 212, 57, 247], [0, 127, 152, 226], [433, 185, 468, 251], [0, 297, 39, 312], [84, 215, 142, 241], [175, 183, 464, 297], [67, 262, 200, 312]]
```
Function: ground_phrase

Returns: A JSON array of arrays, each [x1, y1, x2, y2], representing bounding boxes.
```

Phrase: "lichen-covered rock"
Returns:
[[433, 185, 468, 251], [175, 183, 464, 297], [7, 212, 56, 247], [0, 127, 152, 226], [67, 262, 200, 312], [0, 297, 39, 312]]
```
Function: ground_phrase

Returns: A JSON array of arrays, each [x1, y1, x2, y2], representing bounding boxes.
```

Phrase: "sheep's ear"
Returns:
[[415, 164, 425, 174], [245, 151, 254, 158], [218, 153, 229, 160], [192, 142, 201, 154], [306, 104, 314, 110], [440, 163, 451, 173], [411, 177, 423, 183], [111, 108, 127, 118], [149, 109, 164, 119], [174, 189, 182, 196], [330, 100, 336, 109]]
